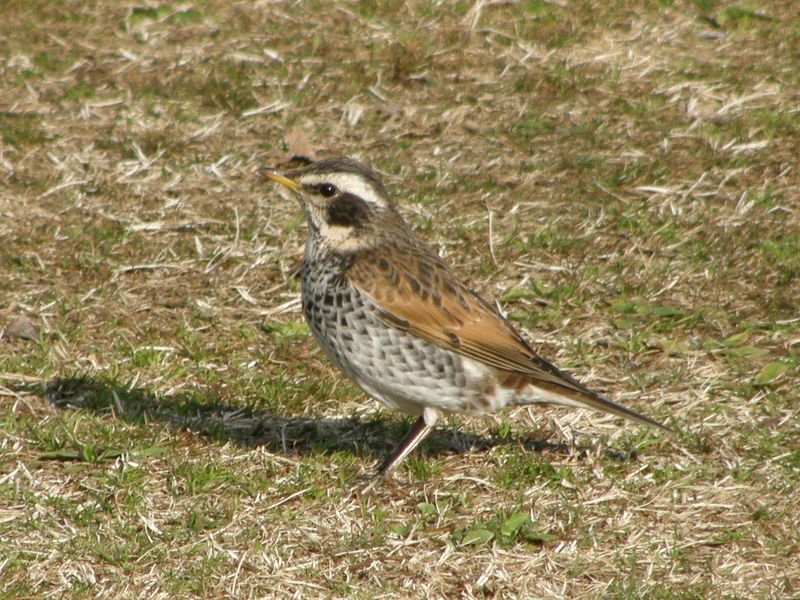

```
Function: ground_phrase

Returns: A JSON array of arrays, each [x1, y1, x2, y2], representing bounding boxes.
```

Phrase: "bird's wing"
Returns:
[[345, 242, 669, 431], [346, 243, 579, 387]]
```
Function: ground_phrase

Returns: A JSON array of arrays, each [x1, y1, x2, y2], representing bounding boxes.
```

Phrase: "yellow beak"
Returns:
[[261, 170, 301, 192]]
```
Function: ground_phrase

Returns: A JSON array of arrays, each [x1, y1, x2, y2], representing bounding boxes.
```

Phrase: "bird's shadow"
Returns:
[[17, 374, 585, 465]]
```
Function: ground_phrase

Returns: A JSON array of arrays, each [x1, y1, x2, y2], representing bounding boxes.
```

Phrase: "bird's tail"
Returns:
[[517, 379, 671, 433]]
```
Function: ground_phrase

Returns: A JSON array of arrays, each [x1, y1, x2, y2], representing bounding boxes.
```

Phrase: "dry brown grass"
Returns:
[[1, 1, 799, 598]]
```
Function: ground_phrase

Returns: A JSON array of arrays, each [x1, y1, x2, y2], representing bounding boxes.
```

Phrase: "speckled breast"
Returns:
[[300, 255, 483, 416]]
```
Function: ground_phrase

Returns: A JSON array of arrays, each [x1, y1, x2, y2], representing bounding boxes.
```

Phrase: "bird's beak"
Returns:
[[259, 168, 301, 192]]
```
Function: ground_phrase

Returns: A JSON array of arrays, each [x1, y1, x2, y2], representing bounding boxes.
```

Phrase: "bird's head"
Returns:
[[262, 157, 403, 253]]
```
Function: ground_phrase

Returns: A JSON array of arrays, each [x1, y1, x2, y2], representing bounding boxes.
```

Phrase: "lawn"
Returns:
[[1, 1, 798, 597]]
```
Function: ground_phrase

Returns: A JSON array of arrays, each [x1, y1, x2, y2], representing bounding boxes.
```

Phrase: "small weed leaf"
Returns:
[[499, 511, 529, 537], [721, 6, 777, 28], [456, 512, 555, 549], [518, 527, 556, 544], [390, 524, 413, 537], [461, 528, 494, 547], [649, 336, 693, 355], [723, 332, 750, 347], [129, 5, 201, 26], [260, 320, 309, 344], [612, 317, 636, 330], [498, 512, 555, 545], [416, 502, 437, 517], [132, 446, 169, 459], [501, 280, 555, 303], [170, 8, 201, 24], [609, 299, 683, 319], [641, 304, 682, 318], [40, 448, 86, 461], [501, 288, 535, 303], [726, 346, 770, 359], [753, 362, 789, 386], [130, 7, 163, 22], [610, 298, 637, 314], [40, 445, 167, 462], [781, 449, 800, 470]]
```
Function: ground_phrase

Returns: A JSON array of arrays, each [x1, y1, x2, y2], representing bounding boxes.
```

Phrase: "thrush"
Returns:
[[263, 157, 669, 481]]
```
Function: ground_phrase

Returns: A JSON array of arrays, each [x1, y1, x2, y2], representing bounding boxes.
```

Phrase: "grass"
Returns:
[[1, 0, 799, 597]]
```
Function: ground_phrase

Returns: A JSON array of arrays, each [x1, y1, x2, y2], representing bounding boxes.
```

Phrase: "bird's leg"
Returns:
[[373, 415, 434, 479], [352, 409, 440, 492]]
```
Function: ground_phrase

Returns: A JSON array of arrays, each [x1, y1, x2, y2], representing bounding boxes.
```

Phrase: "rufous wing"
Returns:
[[345, 241, 669, 431]]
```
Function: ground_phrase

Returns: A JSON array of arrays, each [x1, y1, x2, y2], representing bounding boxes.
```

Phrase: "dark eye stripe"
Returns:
[[326, 193, 370, 227]]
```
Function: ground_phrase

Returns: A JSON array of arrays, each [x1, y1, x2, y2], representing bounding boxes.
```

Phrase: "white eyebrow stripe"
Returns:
[[299, 173, 386, 206]]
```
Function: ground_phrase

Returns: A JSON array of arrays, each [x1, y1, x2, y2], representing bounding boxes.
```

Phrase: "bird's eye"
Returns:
[[319, 183, 337, 198]]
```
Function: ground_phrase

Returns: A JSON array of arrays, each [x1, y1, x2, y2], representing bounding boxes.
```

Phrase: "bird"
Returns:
[[262, 156, 669, 482]]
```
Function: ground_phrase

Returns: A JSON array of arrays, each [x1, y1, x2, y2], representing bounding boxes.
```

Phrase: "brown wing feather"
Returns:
[[346, 241, 584, 391], [346, 239, 670, 432]]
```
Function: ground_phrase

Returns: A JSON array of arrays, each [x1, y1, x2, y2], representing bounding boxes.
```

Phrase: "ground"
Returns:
[[1, 1, 799, 598]]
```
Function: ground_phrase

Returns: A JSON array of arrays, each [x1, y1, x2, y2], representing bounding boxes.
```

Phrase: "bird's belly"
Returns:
[[302, 286, 506, 416]]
